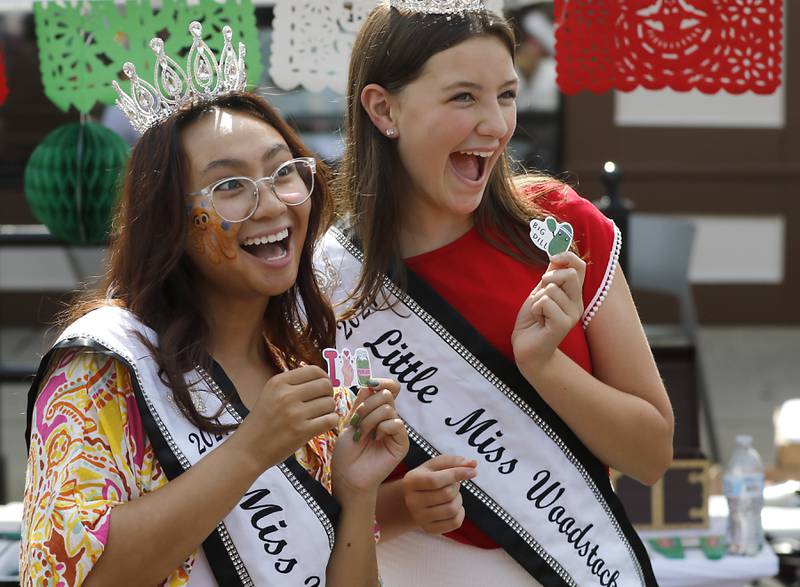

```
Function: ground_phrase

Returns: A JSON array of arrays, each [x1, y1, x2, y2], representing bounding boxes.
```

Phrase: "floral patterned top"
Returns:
[[21, 347, 353, 586]]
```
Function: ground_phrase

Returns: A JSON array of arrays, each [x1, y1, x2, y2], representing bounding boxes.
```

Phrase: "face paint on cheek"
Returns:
[[196, 221, 238, 265], [186, 199, 236, 264], [186, 205, 209, 259], [209, 218, 240, 261], [191, 208, 210, 231]]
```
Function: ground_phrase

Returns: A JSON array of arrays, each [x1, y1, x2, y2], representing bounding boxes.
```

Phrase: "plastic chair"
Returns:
[[628, 213, 720, 462]]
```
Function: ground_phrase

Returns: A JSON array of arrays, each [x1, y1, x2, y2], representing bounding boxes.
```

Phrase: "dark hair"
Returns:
[[334, 5, 565, 315], [64, 92, 336, 433]]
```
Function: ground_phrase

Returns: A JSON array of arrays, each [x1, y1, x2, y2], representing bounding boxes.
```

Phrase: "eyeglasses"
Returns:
[[187, 157, 316, 223]]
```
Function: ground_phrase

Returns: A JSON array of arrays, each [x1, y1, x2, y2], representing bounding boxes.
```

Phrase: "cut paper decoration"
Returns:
[[34, 1, 146, 114], [0, 46, 8, 106], [155, 0, 263, 87], [270, 0, 375, 94], [529, 216, 574, 258], [270, 0, 504, 94], [34, 0, 262, 114], [555, 0, 783, 95], [323, 347, 373, 389]]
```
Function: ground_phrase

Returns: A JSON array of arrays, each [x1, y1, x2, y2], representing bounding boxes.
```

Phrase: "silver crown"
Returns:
[[112, 21, 247, 134], [389, 0, 487, 14]]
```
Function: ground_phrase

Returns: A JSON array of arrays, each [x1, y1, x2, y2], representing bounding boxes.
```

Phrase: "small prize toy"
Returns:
[[529, 216, 574, 258], [355, 348, 373, 388], [322, 347, 374, 389]]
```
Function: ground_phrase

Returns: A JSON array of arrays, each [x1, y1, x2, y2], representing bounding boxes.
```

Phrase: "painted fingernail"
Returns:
[[368, 378, 380, 388], [353, 430, 362, 442], [350, 413, 360, 428]]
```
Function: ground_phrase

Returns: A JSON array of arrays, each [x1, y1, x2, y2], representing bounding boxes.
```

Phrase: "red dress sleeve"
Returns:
[[532, 185, 621, 328]]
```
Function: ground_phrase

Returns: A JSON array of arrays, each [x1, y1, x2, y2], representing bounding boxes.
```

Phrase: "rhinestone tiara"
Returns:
[[112, 21, 247, 134], [389, 0, 487, 14]]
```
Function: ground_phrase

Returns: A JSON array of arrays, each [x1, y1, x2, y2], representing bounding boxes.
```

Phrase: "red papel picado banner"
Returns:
[[555, 0, 783, 95]]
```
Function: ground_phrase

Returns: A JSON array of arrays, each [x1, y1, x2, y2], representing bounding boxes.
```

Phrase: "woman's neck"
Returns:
[[202, 290, 270, 369], [399, 198, 474, 259]]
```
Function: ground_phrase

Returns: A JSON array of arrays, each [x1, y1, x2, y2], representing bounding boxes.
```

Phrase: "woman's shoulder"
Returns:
[[32, 305, 155, 424], [53, 305, 158, 371], [63, 304, 146, 337], [518, 177, 621, 328], [519, 180, 615, 246], [29, 346, 151, 478], [33, 347, 135, 418], [24, 347, 169, 587], [520, 180, 607, 227]]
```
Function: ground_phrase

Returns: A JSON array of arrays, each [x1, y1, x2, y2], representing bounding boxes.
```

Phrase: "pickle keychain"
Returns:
[[321, 347, 378, 438], [529, 216, 574, 258], [322, 347, 376, 389], [354, 348, 373, 388]]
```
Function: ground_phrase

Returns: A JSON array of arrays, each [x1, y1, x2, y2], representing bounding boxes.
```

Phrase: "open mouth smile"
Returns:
[[448, 149, 495, 185], [239, 227, 292, 265]]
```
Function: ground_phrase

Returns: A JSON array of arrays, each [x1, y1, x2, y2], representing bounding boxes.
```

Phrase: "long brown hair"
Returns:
[[334, 5, 566, 315], [64, 92, 335, 433]]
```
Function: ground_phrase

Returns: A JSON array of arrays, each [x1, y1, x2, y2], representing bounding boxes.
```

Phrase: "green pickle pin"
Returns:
[[529, 216, 574, 258], [545, 217, 573, 256]]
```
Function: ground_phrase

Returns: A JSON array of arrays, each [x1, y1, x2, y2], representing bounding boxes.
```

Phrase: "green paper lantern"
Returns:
[[24, 122, 130, 244]]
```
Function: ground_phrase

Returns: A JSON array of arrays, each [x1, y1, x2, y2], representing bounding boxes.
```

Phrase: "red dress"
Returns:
[[393, 185, 620, 549]]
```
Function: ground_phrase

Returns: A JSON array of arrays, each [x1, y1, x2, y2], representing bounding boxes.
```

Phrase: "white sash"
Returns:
[[44, 306, 337, 587], [316, 227, 658, 587]]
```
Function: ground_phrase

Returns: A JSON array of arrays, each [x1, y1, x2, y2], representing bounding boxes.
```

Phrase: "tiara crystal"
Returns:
[[389, 0, 487, 14], [112, 21, 247, 134]]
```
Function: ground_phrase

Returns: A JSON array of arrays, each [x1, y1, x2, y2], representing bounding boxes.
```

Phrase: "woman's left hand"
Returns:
[[511, 252, 586, 374], [332, 379, 409, 499]]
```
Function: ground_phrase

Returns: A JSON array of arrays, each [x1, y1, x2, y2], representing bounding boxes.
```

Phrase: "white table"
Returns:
[[637, 496, 787, 587], [0, 499, 795, 585], [0, 502, 20, 583]]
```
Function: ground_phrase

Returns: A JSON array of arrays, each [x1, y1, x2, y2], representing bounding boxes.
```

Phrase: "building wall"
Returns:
[[561, 5, 798, 324]]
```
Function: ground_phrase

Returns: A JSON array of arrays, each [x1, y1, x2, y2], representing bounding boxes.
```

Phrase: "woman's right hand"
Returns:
[[403, 455, 477, 534], [511, 252, 586, 374], [238, 365, 339, 469], [331, 380, 408, 498]]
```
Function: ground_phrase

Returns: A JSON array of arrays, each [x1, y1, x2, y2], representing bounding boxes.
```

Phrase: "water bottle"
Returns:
[[723, 435, 765, 555]]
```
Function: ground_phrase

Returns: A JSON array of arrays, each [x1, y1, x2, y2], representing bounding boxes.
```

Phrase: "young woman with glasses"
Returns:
[[21, 25, 407, 586]]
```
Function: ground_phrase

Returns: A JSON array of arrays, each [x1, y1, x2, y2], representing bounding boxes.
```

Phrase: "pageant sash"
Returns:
[[316, 227, 658, 587], [27, 306, 338, 587]]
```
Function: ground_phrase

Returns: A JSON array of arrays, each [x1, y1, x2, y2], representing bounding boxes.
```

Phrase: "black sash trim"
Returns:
[[210, 361, 341, 533], [26, 333, 344, 586], [330, 226, 656, 585], [26, 338, 247, 586], [401, 267, 658, 586], [403, 439, 568, 585], [26, 343, 63, 449]]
